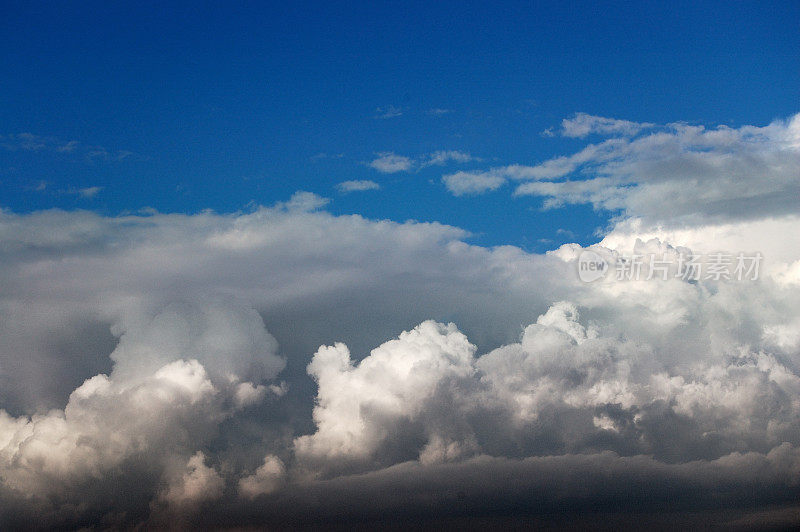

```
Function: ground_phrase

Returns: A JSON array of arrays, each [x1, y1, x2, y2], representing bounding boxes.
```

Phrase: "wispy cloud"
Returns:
[[421, 150, 478, 167], [311, 152, 345, 161], [74, 186, 103, 198], [449, 113, 800, 227], [337, 180, 380, 193], [0, 133, 138, 162], [546, 113, 655, 138], [427, 108, 453, 116], [374, 105, 403, 119], [369, 150, 478, 173]]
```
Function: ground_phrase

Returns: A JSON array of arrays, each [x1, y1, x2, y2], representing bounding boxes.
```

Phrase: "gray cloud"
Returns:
[[0, 190, 799, 527]]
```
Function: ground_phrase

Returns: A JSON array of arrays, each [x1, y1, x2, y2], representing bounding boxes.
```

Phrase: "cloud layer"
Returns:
[[1, 106, 800, 531]]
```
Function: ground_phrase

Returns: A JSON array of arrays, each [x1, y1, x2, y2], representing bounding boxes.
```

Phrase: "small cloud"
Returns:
[[77, 186, 103, 198], [442, 171, 505, 196], [337, 180, 380, 193], [311, 152, 345, 161], [56, 140, 80, 153], [557, 113, 653, 138], [369, 151, 477, 173], [422, 150, 478, 167], [374, 105, 403, 119], [1, 132, 138, 162], [369, 152, 413, 173], [428, 108, 453, 116], [281, 191, 330, 212], [1, 133, 46, 151]]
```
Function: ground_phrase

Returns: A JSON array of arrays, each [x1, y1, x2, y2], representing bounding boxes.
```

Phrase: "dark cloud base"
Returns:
[[7, 452, 798, 530]]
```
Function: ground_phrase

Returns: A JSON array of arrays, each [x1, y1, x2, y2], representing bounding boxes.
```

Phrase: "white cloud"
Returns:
[[422, 150, 477, 167], [559, 112, 654, 138], [280, 190, 331, 211], [369, 152, 413, 173], [449, 113, 800, 228], [337, 180, 380, 193], [442, 171, 505, 195], [514, 114, 800, 225], [369, 151, 477, 173]]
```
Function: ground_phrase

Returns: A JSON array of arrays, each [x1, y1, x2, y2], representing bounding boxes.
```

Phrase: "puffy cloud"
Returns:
[[0, 191, 799, 526], [295, 321, 477, 472], [238, 454, 286, 499], [295, 296, 800, 472], [369, 152, 413, 173], [159, 451, 224, 509]]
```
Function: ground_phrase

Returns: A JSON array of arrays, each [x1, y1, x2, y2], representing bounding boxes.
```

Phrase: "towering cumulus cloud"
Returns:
[[1, 114, 799, 528]]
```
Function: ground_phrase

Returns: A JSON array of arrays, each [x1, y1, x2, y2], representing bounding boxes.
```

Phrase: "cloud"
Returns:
[[0, 133, 137, 162], [279, 190, 330, 211], [559, 112, 654, 138], [0, 192, 799, 526], [76, 186, 103, 198], [238, 455, 286, 499], [422, 150, 477, 167], [428, 108, 453, 116], [159, 451, 224, 510], [374, 105, 403, 119], [514, 113, 800, 225], [368, 152, 413, 173], [337, 180, 380, 193], [370, 151, 477, 174], [442, 171, 505, 195], [448, 113, 800, 228]]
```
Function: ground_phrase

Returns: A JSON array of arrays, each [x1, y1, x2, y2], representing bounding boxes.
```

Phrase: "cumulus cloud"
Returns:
[[0, 187, 799, 527], [368, 152, 413, 173], [159, 451, 224, 510], [336, 179, 380, 193], [238, 454, 286, 499]]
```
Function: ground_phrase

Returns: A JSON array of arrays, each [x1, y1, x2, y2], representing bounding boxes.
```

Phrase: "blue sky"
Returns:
[[2, 1, 798, 250]]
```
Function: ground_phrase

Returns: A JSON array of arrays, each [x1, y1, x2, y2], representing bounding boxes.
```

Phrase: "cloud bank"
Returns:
[[1, 113, 799, 530]]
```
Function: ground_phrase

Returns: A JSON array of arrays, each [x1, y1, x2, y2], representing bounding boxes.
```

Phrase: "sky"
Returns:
[[1, 2, 800, 529], [2, 1, 798, 249]]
